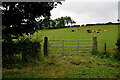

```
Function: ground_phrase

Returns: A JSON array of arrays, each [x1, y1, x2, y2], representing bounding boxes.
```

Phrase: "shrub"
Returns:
[[113, 50, 120, 60], [2, 41, 17, 69], [2, 56, 15, 69], [91, 50, 99, 55], [116, 38, 120, 52], [2, 36, 42, 69], [116, 38, 120, 60], [15, 37, 41, 62]]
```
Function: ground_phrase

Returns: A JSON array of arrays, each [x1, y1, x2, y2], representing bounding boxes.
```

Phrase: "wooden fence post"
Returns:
[[104, 43, 106, 54], [44, 37, 48, 56], [92, 36, 97, 51], [20, 51, 22, 61]]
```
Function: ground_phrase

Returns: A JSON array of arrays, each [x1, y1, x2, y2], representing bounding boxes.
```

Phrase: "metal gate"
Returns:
[[43, 36, 97, 56], [48, 39, 93, 55]]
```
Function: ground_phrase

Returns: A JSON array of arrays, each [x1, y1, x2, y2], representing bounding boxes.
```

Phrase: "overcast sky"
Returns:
[[51, 0, 119, 25]]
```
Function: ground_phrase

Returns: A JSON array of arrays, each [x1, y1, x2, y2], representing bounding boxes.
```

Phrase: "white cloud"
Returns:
[[51, 2, 118, 25]]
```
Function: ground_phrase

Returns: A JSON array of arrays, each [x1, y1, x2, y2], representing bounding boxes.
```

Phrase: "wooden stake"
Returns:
[[92, 36, 97, 51], [20, 51, 22, 61], [44, 37, 48, 56]]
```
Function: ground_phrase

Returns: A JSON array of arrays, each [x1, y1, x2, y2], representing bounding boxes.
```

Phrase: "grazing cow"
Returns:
[[103, 30, 107, 32], [98, 29, 101, 31], [87, 30, 95, 33], [87, 30, 91, 33], [87, 30, 92, 33], [91, 30, 95, 33], [96, 31, 100, 33], [72, 30, 74, 32]]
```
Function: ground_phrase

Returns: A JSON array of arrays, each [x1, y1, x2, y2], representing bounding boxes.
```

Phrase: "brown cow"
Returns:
[[98, 29, 101, 31], [87, 30, 95, 33]]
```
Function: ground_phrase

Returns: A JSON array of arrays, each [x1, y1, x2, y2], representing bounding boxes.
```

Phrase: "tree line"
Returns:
[[39, 16, 76, 29]]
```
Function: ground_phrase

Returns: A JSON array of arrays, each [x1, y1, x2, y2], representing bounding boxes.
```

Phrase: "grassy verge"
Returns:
[[2, 53, 120, 78]]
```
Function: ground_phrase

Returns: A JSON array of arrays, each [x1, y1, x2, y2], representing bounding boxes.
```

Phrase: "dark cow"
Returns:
[[72, 30, 74, 32], [87, 30, 91, 33], [96, 31, 100, 33]]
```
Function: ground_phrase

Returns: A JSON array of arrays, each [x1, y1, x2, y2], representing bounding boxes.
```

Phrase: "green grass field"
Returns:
[[32, 25, 118, 55], [3, 25, 120, 78]]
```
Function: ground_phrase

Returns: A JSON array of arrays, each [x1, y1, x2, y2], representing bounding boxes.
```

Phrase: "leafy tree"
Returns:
[[55, 17, 65, 28], [64, 16, 76, 26], [49, 19, 56, 28], [41, 16, 57, 29], [38, 14, 76, 29], [2, 2, 62, 57], [42, 16, 52, 29], [53, 16, 76, 28], [2, 2, 61, 42]]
